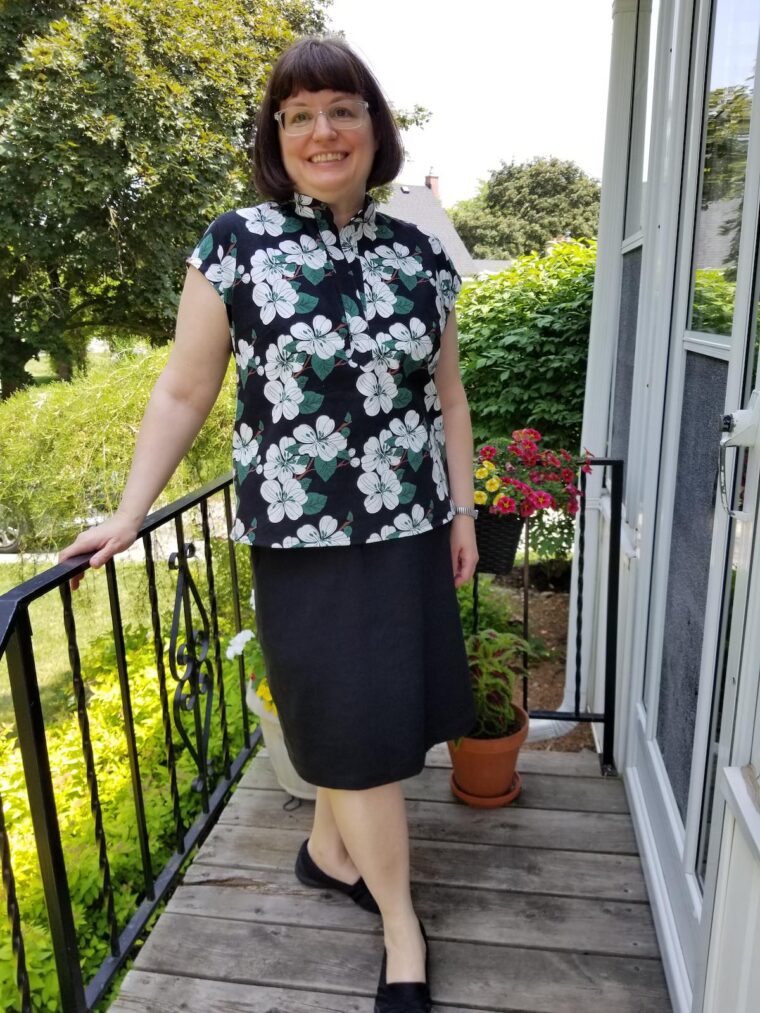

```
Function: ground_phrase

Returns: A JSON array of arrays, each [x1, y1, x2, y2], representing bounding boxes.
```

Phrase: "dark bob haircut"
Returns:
[[253, 36, 404, 202]]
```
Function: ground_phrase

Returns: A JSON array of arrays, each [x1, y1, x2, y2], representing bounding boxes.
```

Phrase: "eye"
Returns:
[[287, 109, 312, 126]]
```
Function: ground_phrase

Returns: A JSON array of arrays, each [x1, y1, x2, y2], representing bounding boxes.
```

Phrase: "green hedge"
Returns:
[[457, 238, 596, 450], [0, 347, 236, 551]]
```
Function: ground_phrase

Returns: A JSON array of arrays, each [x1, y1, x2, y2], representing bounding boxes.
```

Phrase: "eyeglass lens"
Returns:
[[279, 100, 366, 135]]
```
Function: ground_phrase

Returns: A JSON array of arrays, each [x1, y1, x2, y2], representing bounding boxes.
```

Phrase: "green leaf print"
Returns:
[[299, 390, 325, 413], [376, 224, 394, 239], [398, 482, 417, 505], [407, 450, 424, 472], [341, 293, 360, 317], [402, 356, 421, 377], [235, 399, 245, 421], [392, 294, 415, 315], [392, 386, 412, 409], [314, 456, 338, 482], [302, 265, 325, 286], [282, 217, 302, 233], [295, 292, 320, 314], [235, 461, 250, 485], [197, 232, 214, 261], [398, 271, 418, 292], [303, 492, 328, 514], [311, 355, 335, 381]]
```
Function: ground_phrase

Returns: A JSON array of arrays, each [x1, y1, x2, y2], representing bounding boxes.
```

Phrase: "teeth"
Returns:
[[310, 153, 346, 163]]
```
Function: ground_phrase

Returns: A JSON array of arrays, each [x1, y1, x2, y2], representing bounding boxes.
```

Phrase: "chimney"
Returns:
[[425, 167, 439, 199]]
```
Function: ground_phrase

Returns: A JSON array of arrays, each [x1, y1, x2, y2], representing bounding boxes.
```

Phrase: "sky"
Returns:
[[326, 0, 614, 207]]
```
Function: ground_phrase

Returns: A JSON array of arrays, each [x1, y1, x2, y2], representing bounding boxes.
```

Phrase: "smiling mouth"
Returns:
[[308, 152, 348, 163]]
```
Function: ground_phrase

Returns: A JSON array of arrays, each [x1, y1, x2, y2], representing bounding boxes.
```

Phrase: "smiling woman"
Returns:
[[59, 34, 479, 1012]]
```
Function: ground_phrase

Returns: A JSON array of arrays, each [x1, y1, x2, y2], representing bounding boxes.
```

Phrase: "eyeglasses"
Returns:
[[274, 99, 369, 136]]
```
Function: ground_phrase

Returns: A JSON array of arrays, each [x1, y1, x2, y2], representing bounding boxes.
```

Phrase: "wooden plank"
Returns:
[[171, 864, 661, 958], [110, 970, 487, 1013], [243, 755, 629, 813], [222, 787, 638, 854], [425, 742, 604, 776], [132, 914, 671, 1012], [192, 824, 650, 902]]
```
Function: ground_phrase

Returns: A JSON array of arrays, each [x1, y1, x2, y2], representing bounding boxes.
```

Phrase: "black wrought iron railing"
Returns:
[[0, 473, 261, 1012], [473, 458, 623, 777]]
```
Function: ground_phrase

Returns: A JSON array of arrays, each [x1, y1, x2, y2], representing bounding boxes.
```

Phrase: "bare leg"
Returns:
[[307, 787, 362, 884], [326, 781, 426, 984]]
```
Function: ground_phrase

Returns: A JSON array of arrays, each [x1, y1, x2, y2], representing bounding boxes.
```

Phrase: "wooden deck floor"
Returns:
[[110, 746, 672, 1013]]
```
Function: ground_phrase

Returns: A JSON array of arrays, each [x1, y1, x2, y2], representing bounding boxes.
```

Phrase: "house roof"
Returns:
[[472, 258, 512, 275], [377, 184, 477, 278]]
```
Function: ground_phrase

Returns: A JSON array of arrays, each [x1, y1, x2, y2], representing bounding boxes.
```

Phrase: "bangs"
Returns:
[[271, 39, 370, 105]]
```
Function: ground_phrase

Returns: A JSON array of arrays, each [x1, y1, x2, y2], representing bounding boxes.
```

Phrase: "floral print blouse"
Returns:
[[187, 191, 461, 548]]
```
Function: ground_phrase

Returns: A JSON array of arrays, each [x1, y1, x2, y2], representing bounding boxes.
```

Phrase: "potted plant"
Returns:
[[473, 428, 591, 574], [448, 627, 535, 808], [245, 670, 317, 800]]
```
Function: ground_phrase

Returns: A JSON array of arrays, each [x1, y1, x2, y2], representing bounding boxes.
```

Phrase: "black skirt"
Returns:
[[251, 522, 476, 789]]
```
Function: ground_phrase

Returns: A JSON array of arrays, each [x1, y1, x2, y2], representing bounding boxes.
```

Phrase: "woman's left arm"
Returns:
[[435, 308, 478, 588]]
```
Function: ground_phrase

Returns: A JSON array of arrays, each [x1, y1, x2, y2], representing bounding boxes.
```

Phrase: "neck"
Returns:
[[328, 196, 363, 230]]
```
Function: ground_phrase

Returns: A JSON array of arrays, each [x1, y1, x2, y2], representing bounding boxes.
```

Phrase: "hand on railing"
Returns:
[[58, 514, 140, 591]]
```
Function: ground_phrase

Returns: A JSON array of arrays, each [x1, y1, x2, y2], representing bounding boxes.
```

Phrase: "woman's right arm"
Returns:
[[58, 267, 232, 585]]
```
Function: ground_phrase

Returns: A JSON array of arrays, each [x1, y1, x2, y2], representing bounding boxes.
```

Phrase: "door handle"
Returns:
[[719, 389, 759, 519]]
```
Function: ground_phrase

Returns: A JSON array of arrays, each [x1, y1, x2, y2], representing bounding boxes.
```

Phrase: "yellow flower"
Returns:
[[256, 680, 278, 715], [485, 477, 501, 492], [483, 460, 496, 472], [474, 490, 487, 505], [475, 466, 489, 480]]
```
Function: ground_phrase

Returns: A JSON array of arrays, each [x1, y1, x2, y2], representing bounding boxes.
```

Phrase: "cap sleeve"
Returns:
[[186, 213, 238, 325], [427, 234, 461, 334]]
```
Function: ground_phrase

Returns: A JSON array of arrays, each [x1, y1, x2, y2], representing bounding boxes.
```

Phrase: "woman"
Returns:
[[60, 36, 478, 1012]]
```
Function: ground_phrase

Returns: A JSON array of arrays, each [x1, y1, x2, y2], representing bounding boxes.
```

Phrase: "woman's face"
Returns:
[[277, 89, 376, 211]]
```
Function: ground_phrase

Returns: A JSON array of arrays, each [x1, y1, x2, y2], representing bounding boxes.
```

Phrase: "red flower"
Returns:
[[561, 467, 575, 482], [512, 427, 541, 442], [479, 444, 497, 461], [532, 490, 555, 509]]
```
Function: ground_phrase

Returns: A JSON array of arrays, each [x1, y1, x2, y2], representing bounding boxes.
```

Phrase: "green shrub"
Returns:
[[690, 268, 736, 335], [0, 347, 236, 551], [0, 541, 261, 1011], [457, 574, 515, 636], [457, 238, 596, 450]]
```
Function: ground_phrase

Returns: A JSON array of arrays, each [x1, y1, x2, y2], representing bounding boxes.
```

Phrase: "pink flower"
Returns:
[[532, 490, 554, 509], [512, 428, 541, 442], [479, 445, 497, 461], [561, 467, 575, 482], [520, 501, 536, 518]]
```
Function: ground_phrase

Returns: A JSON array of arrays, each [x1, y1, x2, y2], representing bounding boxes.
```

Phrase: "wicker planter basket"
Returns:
[[475, 512, 525, 576]]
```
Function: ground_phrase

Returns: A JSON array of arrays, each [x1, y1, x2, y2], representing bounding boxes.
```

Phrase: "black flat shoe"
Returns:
[[294, 839, 380, 914], [374, 919, 432, 1013]]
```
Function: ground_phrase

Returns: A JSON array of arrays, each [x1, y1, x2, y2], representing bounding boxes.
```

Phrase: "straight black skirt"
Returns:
[[251, 522, 477, 789]]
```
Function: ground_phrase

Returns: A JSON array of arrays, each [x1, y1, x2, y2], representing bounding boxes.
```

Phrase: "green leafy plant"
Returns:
[[457, 238, 596, 451], [465, 628, 535, 739]]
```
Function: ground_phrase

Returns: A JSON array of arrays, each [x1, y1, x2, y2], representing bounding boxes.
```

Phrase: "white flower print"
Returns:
[[294, 193, 316, 218], [294, 415, 347, 461], [356, 369, 397, 416], [361, 431, 402, 473], [264, 334, 302, 382], [250, 249, 288, 285], [235, 339, 255, 371], [389, 318, 433, 360], [357, 470, 402, 514], [417, 225, 442, 254], [230, 517, 246, 541], [346, 315, 373, 355], [431, 414, 445, 446], [238, 205, 285, 236], [318, 228, 344, 262], [367, 525, 398, 542], [364, 279, 396, 320], [290, 315, 342, 358], [435, 269, 459, 327], [430, 445, 450, 501], [205, 246, 236, 291], [423, 377, 441, 412], [389, 410, 427, 453], [261, 476, 308, 523], [394, 504, 432, 535], [263, 376, 304, 422], [353, 216, 378, 242], [376, 242, 421, 276], [360, 335, 399, 374], [296, 515, 351, 547], [359, 250, 388, 285], [233, 422, 258, 466], [280, 235, 327, 271], [252, 278, 299, 325], [263, 436, 301, 482]]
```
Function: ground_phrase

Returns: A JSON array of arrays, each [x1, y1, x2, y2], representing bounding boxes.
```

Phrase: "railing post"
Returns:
[[5, 608, 87, 1012], [602, 459, 623, 774]]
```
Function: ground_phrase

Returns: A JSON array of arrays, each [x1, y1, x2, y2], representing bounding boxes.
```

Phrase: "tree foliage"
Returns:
[[0, 0, 328, 395], [450, 157, 600, 260], [457, 238, 596, 450]]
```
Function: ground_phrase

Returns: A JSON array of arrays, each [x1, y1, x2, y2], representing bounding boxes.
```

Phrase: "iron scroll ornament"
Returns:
[[168, 542, 214, 798]]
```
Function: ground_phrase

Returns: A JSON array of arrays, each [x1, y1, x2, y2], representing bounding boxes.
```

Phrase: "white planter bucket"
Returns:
[[245, 681, 317, 800]]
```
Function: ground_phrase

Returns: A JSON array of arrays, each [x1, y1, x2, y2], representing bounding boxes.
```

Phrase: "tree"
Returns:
[[450, 157, 601, 261], [0, 0, 329, 396]]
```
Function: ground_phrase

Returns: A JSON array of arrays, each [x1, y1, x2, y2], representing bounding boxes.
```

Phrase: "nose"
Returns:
[[311, 110, 338, 140]]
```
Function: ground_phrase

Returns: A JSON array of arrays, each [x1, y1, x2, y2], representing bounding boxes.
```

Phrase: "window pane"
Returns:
[[625, 0, 661, 237], [689, 0, 760, 336]]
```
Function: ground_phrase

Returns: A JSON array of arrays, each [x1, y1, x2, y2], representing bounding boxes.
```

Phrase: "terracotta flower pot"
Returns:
[[447, 704, 529, 808]]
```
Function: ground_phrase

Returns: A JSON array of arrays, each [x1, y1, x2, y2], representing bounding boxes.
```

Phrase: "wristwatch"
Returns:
[[453, 505, 479, 519]]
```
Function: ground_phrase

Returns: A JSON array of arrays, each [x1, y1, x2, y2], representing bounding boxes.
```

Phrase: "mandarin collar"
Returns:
[[291, 191, 376, 231]]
